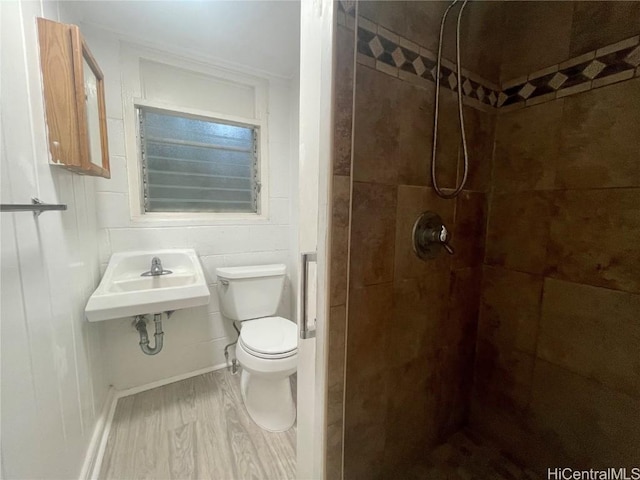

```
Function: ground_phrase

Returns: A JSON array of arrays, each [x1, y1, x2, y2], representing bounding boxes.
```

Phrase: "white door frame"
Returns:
[[296, 0, 334, 478]]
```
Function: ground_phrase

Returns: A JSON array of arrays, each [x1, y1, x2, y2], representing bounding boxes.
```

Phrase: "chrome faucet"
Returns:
[[150, 257, 163, 275], [141, 257, 172, 277]]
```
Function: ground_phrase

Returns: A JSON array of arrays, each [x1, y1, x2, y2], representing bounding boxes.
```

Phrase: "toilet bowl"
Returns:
[[235, 316, 297, 431], [216, 264, 298, 432]]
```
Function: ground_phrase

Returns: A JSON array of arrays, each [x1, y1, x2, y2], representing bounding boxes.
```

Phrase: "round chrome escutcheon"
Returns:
[[412, 211, 453, 260]]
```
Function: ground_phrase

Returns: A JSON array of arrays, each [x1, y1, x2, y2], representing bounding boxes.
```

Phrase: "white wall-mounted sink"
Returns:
[[85, 249, 210, 322]]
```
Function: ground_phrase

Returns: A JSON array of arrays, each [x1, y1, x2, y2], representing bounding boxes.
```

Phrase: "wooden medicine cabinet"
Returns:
[[37, 18, 110, 178]]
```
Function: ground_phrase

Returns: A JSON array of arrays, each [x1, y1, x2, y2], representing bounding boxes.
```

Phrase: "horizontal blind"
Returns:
[[138, 107, 258, 213]]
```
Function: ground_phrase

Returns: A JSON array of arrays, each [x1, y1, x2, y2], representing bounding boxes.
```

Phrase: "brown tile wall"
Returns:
[[498, 2, 574, 83], [499, 1, 640, 83], [326, 9, 356, 478], [343, 87, 490, 480], [473, 30, 640, 477], [329, 2, 640, 478], [334, 4, 495, 478]]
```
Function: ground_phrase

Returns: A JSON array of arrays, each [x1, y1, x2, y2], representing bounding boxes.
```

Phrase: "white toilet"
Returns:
[[216, 264, 297, 432]]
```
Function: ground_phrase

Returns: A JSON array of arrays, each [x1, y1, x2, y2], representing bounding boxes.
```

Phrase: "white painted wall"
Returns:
[[0, 1, 109, 478], [78, 24, 300, 390], [68, 0, 300, 80]]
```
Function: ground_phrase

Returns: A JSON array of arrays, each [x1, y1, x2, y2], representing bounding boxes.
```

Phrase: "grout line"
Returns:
[[490, 185, 640, 194], [532, 356, 639, 401], [339, 6, 359, 479]]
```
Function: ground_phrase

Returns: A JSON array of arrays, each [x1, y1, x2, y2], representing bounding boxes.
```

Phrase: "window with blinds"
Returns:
[[137, 106, 259, 213]]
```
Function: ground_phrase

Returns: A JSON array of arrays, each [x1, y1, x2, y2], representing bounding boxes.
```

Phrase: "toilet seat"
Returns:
[[239, 316, 298, 359]]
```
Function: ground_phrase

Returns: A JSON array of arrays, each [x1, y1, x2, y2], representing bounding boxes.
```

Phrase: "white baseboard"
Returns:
[[79, 386, 116, 480], [116, 362, 229, 398], [78, 362, 229, 480]]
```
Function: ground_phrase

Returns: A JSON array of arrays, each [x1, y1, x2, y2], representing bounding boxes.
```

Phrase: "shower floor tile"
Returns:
[[406, 429, 541, 480], [99, 368, 296, 480]]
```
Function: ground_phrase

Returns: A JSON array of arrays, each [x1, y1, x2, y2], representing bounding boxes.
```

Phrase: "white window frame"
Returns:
[[121, 44, 270, 226]]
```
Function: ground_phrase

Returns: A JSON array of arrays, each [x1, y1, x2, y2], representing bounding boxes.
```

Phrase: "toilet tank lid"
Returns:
[[216, 264, 286, 280]]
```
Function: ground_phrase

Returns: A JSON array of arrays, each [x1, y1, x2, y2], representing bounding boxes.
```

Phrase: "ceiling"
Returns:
[[64, 1, 301, 79]]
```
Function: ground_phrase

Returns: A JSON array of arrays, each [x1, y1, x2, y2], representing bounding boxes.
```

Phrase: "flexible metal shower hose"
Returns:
[[431, 0, 471, 199]]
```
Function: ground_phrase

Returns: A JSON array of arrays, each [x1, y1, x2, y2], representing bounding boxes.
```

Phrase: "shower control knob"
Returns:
[[412, 211, 455, 260], [438, 225, 455, 255]]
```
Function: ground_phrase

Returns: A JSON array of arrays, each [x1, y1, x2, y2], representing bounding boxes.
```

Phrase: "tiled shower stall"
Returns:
[[327, 1, 640, 478]]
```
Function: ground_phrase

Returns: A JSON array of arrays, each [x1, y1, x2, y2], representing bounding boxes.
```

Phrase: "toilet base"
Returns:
[[240, 369, 296, 432]]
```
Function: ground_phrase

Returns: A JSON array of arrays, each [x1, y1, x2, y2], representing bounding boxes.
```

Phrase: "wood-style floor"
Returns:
[[99, 369, 296, 480]]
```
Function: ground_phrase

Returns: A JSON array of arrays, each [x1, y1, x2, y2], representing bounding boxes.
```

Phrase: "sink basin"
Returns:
[[85, 249, 210, 322]]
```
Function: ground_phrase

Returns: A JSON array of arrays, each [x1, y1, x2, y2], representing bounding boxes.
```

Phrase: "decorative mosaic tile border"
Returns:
[[499, 35, 640, 110], [338, 12, 640, 112], [353, 16, 501, 112]]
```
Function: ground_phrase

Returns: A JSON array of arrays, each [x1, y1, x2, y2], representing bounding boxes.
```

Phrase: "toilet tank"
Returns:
[[215, 264, 286, 320]]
